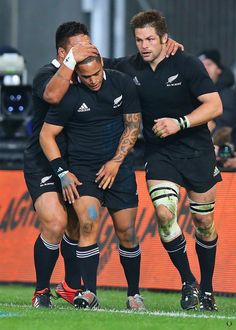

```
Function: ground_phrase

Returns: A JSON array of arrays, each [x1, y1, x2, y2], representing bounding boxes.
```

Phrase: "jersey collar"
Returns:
[[51, 59, 60, 68]]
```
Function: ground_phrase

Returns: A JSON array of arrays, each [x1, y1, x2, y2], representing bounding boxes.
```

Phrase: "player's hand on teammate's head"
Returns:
[[72, 43, 99, 64]]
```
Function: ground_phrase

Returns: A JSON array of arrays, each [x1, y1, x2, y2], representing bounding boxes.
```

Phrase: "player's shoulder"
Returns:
[[105, 68, 132, 81], [172, 50, 201, 67], [33, 62, 57, 84]]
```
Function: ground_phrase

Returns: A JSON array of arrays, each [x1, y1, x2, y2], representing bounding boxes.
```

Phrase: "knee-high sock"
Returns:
[[61, 234, 82, 289], [119, 244, 141, 296], [34, 234, 60, 291], [76, 244, 99, 295], [162, 234, 196, 284], [195, 235, 218, 292]]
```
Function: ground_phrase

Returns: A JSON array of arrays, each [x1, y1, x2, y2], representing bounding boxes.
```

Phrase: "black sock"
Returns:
[[195, 235, 218, 292], [119, 244, 141, 296], [162, 234, 195, 284], [34, 234, 59, 291], [61, 234, 82, 289], [76, 243, 99, 295]]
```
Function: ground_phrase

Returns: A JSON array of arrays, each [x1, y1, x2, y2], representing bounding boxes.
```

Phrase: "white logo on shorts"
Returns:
[[213, 166, 220, 177], [40, 175, 55, 187], [41, 175, 52, 184]]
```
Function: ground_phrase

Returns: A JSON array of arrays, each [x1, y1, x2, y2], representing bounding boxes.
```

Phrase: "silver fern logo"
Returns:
[[166, 74, 182, 86], [40, 175, 54, 187], [168, 74, 179, 83], [41, 175, 52, 184], [113, 95, 123, 108]]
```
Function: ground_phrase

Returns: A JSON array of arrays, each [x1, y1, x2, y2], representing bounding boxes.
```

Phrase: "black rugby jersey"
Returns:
[[24, 61, 66, 173], [104, 50, 217, 158], [45, 69, 141, 170]]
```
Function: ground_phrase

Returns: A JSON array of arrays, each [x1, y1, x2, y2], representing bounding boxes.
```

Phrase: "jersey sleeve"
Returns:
[[120, 74, 142, 114], [181, 54, 217, 98], [44, 88, 75, 126], [32, 65, 55, 99]]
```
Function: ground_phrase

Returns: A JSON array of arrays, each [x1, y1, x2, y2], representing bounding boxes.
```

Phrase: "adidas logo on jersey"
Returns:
[[77, 103, 90, 112], [113, 95, 123, 108], [133, 76, 141, 86], [166, 73, 182, 87]]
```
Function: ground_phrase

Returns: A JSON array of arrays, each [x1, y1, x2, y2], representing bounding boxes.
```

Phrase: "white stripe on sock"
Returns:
[[40, 234, 60, 250]]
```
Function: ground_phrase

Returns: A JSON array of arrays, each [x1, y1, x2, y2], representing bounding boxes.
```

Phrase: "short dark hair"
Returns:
[[130, 10, 168, 39], [55, 21, 89, 50], [76, 54, 102, 67]]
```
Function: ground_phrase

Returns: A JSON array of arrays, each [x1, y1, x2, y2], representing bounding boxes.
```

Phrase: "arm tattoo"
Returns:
[[112, 113, 141, 163]]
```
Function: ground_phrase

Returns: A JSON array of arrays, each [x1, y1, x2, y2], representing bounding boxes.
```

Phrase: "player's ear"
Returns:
[[58, 47, 67, 60], [101, 57, 104, 67], [161, 33, 169, 44]]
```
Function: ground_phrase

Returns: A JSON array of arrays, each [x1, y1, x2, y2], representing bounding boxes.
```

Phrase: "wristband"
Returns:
[[50, 157, 68, 177], [177, 116, 190, 130], [58, 170, 69, 179], [63, 48, 76, 70]]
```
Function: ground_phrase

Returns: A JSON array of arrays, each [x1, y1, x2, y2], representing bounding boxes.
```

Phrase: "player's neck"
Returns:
[[149, 51, 166, 71]]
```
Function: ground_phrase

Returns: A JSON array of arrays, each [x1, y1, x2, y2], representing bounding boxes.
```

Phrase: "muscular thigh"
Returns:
[[34, 191, 67, 224]]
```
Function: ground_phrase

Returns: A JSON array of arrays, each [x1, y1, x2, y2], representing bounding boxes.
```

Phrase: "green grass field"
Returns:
[[0, 285, 235, 330]]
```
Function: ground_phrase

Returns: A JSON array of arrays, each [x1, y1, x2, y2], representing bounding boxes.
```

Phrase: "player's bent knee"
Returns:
[[194, 219, 216, 238], [189, 199, 216, 238], [149, 182, 181, 242], [156, 204, 174, 223], [116, 229, 137, 246], [48, 221, 67, 237]]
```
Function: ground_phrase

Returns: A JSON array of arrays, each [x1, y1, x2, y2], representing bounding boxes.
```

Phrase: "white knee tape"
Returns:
[[149, 181, 179, 215], [149, 182, 181, 242], [188, 198, 215, 215], [158, 217, 182, 242]]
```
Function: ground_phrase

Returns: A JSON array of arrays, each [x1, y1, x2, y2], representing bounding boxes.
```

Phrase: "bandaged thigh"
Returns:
[[149, 182, 181, 242]]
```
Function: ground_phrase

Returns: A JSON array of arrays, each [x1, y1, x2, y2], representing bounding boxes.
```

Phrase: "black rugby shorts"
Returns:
[[74, 164, 138, 210], [24, 170, 62, 205], [145, 150, 222, 193]]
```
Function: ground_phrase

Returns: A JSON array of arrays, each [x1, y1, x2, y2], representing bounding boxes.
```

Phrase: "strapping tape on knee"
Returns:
[[149, 182, 180, 242], [195, 222, 215, 238], [148, 181, 179, 215], [189, 198, 215, 215]]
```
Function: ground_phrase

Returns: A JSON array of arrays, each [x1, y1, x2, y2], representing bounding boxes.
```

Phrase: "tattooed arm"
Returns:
[[95, 112, 141, 189]]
